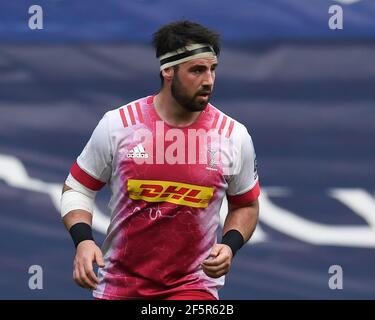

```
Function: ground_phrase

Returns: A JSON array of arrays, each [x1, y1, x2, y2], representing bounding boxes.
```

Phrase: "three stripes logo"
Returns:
[[127, 143, 149, 159], [211, 113, 234, 139], [119, 102, 144, 128], [127, 179, 214, 208]]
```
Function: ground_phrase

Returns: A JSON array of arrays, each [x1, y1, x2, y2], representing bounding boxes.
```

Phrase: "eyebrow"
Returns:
[[188, 63, 218, 70]]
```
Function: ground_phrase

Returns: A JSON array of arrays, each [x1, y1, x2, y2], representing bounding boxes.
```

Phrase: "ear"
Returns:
[[161, 67, 174, 81]]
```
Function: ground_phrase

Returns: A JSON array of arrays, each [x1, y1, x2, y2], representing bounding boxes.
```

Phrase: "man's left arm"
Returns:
[[202, 123, 260, 278]]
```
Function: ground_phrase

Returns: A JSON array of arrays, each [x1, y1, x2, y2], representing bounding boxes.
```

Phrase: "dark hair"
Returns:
[[152, 20, 221, 58], [153, 21, 221, 83]]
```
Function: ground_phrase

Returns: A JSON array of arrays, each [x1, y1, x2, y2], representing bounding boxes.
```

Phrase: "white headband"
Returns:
[[159, 43, 216, 71]]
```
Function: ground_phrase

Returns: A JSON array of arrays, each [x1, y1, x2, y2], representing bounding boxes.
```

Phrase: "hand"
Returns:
[[201, 244, 233, 278], [73, 240, 105, 290]]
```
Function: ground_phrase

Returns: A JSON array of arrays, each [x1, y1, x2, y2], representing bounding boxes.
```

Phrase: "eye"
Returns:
[[191, 68, 203, 74], [189, 66, 207, 74]]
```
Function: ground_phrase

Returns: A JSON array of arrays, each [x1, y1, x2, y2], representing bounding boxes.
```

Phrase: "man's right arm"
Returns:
[[62, 113, 112, 290], [62, 183, 105, 290]]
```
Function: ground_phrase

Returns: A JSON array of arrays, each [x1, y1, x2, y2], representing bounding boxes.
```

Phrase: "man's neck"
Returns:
[[154, 90, 202, 127]]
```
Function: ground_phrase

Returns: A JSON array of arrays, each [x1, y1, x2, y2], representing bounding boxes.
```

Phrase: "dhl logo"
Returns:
[[127, 179, 214, 208]]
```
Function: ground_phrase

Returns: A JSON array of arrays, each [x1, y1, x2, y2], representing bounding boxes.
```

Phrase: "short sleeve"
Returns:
[[226, 125, 260, 205], [69, 113, 113, 191]]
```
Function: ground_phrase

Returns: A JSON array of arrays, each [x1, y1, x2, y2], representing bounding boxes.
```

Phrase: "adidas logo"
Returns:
[[127, 143, 149, 159]]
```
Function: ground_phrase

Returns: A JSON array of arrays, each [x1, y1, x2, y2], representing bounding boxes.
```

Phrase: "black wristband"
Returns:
[[69, 222, 94, 248], [221, 229, 244, 257]]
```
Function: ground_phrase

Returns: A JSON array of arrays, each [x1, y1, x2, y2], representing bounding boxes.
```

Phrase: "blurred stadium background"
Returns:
[[0, 0, 374, 299]]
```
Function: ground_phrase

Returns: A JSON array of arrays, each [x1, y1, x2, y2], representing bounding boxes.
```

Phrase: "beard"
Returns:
[[171, 73, 212, 112]]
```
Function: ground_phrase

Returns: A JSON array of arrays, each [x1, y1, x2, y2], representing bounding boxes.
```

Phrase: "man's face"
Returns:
[[170, 57, 218, 112]]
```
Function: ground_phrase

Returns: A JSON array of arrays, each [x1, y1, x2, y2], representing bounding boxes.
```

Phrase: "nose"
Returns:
[[203, 69, 214, 87]]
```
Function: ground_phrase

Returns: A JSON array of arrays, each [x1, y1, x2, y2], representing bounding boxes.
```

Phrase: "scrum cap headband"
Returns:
[[159, 43, 216, 71]]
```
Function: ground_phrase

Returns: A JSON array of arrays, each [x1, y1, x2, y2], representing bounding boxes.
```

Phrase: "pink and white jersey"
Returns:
[[67, 95, 260, 300]]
